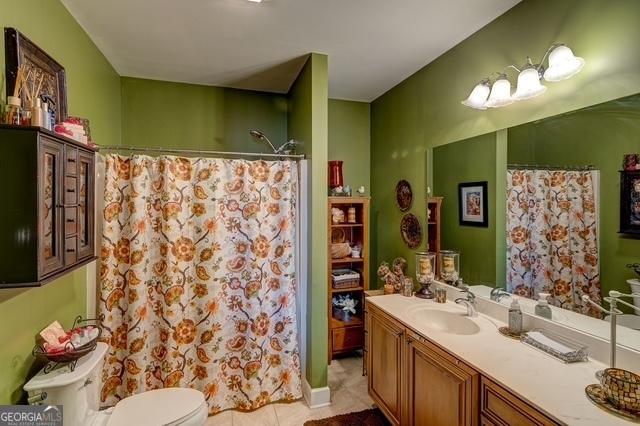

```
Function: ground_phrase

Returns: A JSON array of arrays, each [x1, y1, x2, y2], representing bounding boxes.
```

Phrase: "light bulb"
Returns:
[[461, 80, 490, 110], [485, 75, 513, 108], [543, 45, 585, 82], [513, 66, 547, 101]]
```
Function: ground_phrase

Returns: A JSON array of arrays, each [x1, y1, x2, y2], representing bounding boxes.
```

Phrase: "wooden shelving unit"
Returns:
[[327, 196, 370, 361], [426, 197, 443, 276]]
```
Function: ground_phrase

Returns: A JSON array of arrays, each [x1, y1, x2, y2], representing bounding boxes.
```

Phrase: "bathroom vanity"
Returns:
[[365, 294, 633, 426]]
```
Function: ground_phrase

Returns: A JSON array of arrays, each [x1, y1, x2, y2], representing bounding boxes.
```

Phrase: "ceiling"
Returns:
[[62, 0, 520, 102]]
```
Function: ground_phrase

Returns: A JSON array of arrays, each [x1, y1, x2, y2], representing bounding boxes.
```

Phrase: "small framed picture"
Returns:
[[458, 181, 488, 227], [620, 170, 640, 235]]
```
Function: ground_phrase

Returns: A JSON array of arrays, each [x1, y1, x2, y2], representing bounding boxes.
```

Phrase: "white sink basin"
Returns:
[[408, 307, 481, 335]]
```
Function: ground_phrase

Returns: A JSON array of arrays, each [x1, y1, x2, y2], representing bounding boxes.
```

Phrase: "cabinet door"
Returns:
[[368, 308, 403, 425], [406, 334, 479, 426], [38, 138, 64, 277], [76, 150, 94, 259]]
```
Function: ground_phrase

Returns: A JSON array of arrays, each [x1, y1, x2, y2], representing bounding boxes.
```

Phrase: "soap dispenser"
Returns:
[[508, 298, 523, 334], [535, 292, 553, 320]]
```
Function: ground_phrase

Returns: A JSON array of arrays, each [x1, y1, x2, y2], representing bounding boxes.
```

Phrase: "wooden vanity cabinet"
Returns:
[[405, 330, 479, 426], [480, 377, 559, 426], [368, 304, 404, 425], [366, 300, 561, 426], [0, 125, 97, 287]]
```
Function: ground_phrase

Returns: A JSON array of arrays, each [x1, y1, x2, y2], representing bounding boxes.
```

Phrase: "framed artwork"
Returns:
[[458, 181, 488, 227], [4, 27, 68, 123], [620, 170, 640, 235]]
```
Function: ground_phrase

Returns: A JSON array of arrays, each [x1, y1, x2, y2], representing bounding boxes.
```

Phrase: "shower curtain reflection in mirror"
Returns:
[[98, 154, 302, 414], [506, 169, 602, 317]]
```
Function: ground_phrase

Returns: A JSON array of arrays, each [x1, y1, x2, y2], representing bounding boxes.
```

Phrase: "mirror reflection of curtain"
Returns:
[[506, 169, 601, 317], [98, 154, 302, 413]]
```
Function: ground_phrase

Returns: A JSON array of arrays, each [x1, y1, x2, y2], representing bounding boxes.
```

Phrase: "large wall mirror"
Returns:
[[431, 93, 640, 351]]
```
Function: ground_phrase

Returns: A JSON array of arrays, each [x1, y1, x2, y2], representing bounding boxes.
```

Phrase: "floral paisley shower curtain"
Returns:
[[506, 169, 601, 317], [98, 154, 301, 414]]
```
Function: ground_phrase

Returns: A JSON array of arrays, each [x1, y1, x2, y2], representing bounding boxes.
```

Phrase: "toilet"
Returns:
[[23, 342, 208, 426]]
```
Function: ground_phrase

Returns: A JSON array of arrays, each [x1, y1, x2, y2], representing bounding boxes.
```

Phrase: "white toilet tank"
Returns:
[[24, 342, 109, 426]]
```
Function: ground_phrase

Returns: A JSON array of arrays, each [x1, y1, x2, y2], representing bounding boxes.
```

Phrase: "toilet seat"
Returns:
[[107, 388, 207, 426]]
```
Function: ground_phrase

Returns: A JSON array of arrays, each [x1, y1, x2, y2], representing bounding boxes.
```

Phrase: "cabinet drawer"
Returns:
[[64, 236, 77, 265], [66, 147, 77, 176], [65, 208, 77, 235], [332, 326, 363, 352], [481, 377, 559, 426], [64, 176, 77, 205]]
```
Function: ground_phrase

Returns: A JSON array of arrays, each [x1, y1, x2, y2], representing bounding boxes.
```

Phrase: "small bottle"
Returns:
[[42, 101, 50, 130], [535, 292, 552, 320], [508, 298, 523, 334], [31, 98, 43, 127]]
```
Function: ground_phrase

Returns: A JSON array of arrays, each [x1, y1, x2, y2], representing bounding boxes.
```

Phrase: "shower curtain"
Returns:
[[98, 154, 302, 414], [506, 169, 601, 317]]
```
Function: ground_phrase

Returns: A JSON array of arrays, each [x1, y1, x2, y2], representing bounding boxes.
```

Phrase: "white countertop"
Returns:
[[367, 294, 635, 426]]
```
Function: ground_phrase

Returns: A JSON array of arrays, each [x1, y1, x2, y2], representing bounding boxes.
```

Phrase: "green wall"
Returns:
[[121, 77, 288, 151], [328, 99, 370, 193], [507, 93, 640, 302], [288, 54, 330, 389], [371, 0, 640, 287], [433, 133, 497, 284], [0, 0, 121, 404]]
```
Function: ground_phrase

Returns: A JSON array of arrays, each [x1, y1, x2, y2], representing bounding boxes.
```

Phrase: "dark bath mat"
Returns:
[[303, 408, 390, 426]]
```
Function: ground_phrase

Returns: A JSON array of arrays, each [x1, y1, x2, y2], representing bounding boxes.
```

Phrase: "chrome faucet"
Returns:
[[582, 292, 628, 370], [490, 287, 511, 302], [455, 289, 477, 317]]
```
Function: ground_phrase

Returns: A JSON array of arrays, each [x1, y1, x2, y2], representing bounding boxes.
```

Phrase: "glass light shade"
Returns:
[[485, 76, 513, 108], [513, 66, 547, 100], [543, 45, 585, 82], [461, 81, 490, 110]]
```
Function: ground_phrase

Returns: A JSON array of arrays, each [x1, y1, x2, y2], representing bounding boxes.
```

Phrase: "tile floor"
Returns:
[[206, 354, 375, 426]]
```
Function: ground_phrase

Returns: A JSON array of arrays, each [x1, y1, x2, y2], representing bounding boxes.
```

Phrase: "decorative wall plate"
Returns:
[[585, 384, 640, 423], [400, 213, 422, 248], [395, 180, 413, 211]]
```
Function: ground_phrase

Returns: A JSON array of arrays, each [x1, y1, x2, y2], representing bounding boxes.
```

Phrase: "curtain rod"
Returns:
[[97, 145, 306, 160], [507, 163, 596, 171]]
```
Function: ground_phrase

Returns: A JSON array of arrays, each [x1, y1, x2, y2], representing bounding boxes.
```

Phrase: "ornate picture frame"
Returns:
[[620, 170, 640, 235], [4, 27, 68, 123], [458, 181, 488, 227]]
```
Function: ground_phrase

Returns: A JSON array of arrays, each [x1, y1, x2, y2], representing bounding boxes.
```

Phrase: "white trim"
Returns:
[[302, 378, 331, 408]]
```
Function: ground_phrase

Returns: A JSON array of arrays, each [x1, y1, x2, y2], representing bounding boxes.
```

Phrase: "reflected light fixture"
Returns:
[[461, 43, 584, 110]]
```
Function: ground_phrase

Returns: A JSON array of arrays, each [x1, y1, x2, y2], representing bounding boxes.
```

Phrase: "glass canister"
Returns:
[[439, 250, 460, 284], [415, 252, 436, 299]]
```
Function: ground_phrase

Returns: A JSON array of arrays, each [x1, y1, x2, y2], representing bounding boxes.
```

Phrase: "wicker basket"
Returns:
[[332, 269, 361, 289], [331, 243, 352, 259]]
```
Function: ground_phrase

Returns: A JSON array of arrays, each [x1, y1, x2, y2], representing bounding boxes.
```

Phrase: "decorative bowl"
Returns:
[[600, 368, 640, 412]]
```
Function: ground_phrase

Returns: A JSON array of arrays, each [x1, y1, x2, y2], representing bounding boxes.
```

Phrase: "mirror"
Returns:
[[431, 93, 640, 351]]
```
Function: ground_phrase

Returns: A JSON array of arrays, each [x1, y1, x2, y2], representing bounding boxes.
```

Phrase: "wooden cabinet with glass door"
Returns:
[[327, 197, 370, 360], [0, 125, 97, 287]]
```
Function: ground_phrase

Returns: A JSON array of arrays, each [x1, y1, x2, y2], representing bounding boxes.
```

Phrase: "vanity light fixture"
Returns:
[[512, 63, 547, 101], [461, 79, 491, 110], [485, 74, 514, 108], [461, 43, 584, 110]]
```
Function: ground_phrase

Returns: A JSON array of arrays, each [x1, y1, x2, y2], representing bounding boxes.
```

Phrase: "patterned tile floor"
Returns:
[[206, 354, 375, 426]]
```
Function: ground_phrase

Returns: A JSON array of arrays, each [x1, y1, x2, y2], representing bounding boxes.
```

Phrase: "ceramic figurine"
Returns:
[[357, 186, 365, 195]]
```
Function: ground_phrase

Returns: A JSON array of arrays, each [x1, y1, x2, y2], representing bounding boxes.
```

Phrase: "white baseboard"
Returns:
[[302, 378, 331, 408]]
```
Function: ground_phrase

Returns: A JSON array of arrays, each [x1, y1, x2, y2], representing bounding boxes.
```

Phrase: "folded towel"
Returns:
[[525, 331, 574, 354]]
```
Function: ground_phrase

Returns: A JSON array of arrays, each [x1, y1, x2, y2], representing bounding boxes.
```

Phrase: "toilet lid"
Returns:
[[108, 388, 205, 426]]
